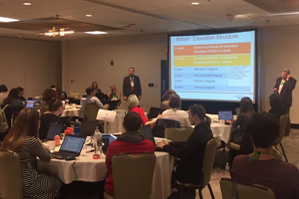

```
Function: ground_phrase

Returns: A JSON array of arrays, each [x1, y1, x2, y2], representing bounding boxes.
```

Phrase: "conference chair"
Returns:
[[176, 136, 220, 199], [165, 127, 193, 142], [152, 118, 181, 137], [147, 106, 162, 119], [104, 153, 156, 199], [0, 150, 23, 199], [274, 114, 288, 162], [220, 178, 275, 199], [84, 104, 100, 121]]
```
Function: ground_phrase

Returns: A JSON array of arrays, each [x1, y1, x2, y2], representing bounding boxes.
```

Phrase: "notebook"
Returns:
[[25, 100, 36, 108], [51, 135, 86, 159], [46, 123, 62, 140], [96, 109, 117, 122], [218, 110, 233, 121], [79, 121, 98, 137]]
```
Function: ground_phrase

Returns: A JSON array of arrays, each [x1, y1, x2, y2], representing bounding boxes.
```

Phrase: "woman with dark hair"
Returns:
[[39, 88, 57, 114], [1, 108, 62, 199], [157, 104, 213, 198], [268, 93, 285, 120], [104, 112, 155, 196], [161, 89, 177, 111], [228, 97, 255, 167], [231, 112, 299, 199], [2, 88, 25, 120], [39, 99, 65, 140], [161, 94, 191, 127]]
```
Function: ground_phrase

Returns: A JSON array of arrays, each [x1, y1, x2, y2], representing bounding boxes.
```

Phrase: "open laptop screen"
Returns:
[[60, 135, 86, 154], [218, 110, 233, 121], [25, 100, 36, 108]]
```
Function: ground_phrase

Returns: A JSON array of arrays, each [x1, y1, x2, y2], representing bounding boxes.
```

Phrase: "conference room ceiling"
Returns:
[[1, 0, 299, 41]]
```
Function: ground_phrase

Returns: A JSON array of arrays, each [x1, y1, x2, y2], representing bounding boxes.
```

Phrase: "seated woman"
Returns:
[[39, 99, 65, 140], [40, 88, 57, 114], [228, 97, 255, 167], [231, 112, 299, 199], [2, 88, 25, 120], [1, 108, 62, 199], [104, 112, 155, 196], [157, 104, 213, 198], [161, 93, 191, 128], [128, 94, 159, 126], [161, 89, 177, 111]]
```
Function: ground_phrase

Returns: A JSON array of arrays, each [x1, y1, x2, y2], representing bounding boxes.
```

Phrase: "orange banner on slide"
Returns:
[[174, 42, 250, 56]]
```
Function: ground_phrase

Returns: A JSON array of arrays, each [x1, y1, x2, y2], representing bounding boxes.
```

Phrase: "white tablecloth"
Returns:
[[38, 147, 173, 199], [104, 109, 127, 133], [210, 123, 231, 143], [61, 105, 83, 118]]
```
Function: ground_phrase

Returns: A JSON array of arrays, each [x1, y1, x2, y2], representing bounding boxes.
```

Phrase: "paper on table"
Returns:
[[96, 109, 117, 123]]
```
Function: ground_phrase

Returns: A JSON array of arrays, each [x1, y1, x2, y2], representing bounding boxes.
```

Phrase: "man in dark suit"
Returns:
[[122, 67, 142, 101], [273, 68, 297, 136]]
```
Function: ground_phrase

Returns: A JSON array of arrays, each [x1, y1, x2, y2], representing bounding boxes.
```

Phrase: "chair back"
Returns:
[[165, 127, 193, 142], [84, 104, 100, 121], [69, 91, 81, 99], [147, 107, 162, 119], [275, 114, 288, 144], [200, 136, 220, 189], [112, 153, 156, 199], [152, 118, 181, 137], [220, 178, 275, 199], [0, 150, 23, 199]]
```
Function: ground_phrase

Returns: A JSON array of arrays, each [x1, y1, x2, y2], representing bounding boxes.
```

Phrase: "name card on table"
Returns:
[[96, 109, 117, 123]]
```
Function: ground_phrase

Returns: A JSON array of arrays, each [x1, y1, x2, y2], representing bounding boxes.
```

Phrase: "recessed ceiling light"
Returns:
[[85, 14, 92, 17], [23, 2, 31, 6], [0, 17, 19, 23], [85, 31, 108, 35], [191, 2, 200, 5]]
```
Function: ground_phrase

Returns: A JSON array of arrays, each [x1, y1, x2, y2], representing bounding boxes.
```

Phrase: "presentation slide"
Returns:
[[169, 30, 256, 103]]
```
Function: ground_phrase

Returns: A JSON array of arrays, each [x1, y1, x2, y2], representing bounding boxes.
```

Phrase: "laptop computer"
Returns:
[[51, 134, 86, 160], [25, 100, 36, 108], [46, 123, 62, 140], [102, 133, 117, 154], [79, 121, 98, 137], [218, 110, 233, 121]]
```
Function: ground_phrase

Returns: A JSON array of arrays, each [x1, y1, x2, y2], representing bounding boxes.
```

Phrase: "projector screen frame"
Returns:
[[167, 28, 258, 112]]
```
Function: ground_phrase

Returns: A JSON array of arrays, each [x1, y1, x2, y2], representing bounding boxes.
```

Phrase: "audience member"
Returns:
[[161, 93, 191, 127], [16, 86, 25, 101], [39, 99, 65, 140], [108, 83, 121, 101], [104, 112, 155, 196], [91, 81, 109, 104], [128, 94, 159, 126], [2, 88, 24, 120], [231, 112, 299, 199], [268, 93, 285, 121], [161, 89, 177, 111], [40, 88, 57, 114], [228, 97, 255, 167], [1, 108, 62, 199], [0, 84, 8, 105], [157, 104, 213, 199], [80, 87, 104, 109]]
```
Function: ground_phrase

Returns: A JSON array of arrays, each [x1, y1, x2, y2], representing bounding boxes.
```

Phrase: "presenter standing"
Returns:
[[273, 68, 297, 136], [123, 67, 142, 101]]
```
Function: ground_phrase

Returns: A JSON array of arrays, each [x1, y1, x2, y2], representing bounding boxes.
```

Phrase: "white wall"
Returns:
[[0, 37, 62, 97], [258, 26, 299, 123], [62, 34, 168, 111]]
